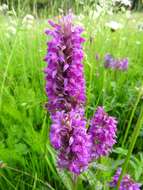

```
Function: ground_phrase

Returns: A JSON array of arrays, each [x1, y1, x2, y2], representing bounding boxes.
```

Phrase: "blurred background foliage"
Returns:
[[0, 0, 143, 16]]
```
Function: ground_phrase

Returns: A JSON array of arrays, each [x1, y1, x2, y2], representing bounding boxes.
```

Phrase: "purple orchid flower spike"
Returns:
[[44, 13, 86, 115], [110, 168, 141, 190], [104, 54, 129, 71], [104, 54, 116, 69]]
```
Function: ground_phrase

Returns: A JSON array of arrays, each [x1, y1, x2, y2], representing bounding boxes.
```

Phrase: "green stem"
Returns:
[[72, 174, 78, 190], [114, 70, 117, 81], [122, 90, 142, 147], [117, 104, 143, 188], [103, 70, 107, 106]]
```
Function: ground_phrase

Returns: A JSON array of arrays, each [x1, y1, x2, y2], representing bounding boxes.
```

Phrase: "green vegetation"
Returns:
[[0, 2, 143, 189]]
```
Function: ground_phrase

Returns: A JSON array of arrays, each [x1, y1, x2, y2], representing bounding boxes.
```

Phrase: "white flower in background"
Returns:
[[0, 3, 8, 14], [105, 21, 123, 31], [2, 4, 8, 10], [113, 0, 131, 7], [22, 14, 35, 29], [23, 14, 34, 23], [121, 0, 131, 7], [5, 25, 17, 39], [7, 26, 16, 35], [4, 17, 17, 39]]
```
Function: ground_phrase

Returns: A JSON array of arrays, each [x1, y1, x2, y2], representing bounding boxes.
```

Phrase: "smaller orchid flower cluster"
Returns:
[[110, 168, 141, 190], [104, 53, 128, 71], [88, 107, 117, 160]]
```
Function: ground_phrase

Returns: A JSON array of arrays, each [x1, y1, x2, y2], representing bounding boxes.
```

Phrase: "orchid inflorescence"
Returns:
[[44, 13, 140, 189], [110, 168, 141, 190], [104, 53, 128, 71]]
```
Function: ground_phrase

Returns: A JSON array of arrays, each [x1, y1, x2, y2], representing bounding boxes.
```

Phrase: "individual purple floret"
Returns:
[[110, 168, 141, 190], [50, 107, 91, 174], [44, 14, 86, 114], [104, 54, 129, 71], [88, 106, 117, 160]]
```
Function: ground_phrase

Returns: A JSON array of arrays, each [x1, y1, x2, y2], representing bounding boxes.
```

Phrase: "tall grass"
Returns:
[[0, 9, 143, 189]]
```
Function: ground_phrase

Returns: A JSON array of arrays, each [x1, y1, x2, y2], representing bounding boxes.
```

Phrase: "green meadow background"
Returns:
[[0, 0, 143, 189]]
